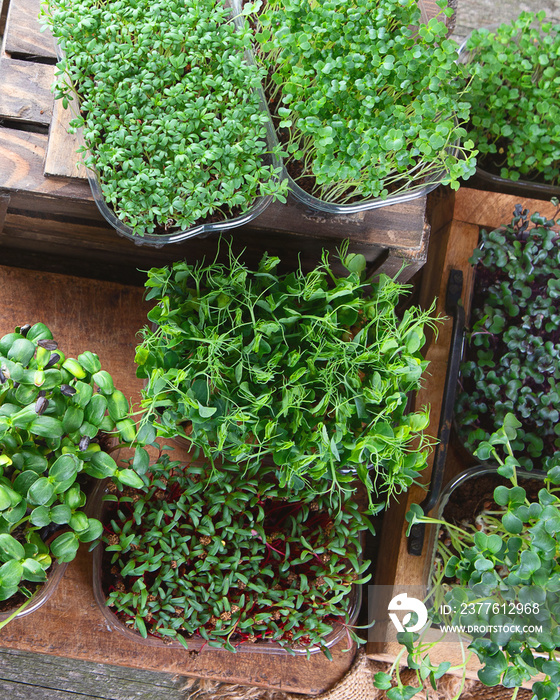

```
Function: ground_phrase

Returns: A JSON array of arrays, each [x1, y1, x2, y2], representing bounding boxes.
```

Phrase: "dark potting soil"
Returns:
[[442, 472, 545, 528], [0, 581, 44, 615]]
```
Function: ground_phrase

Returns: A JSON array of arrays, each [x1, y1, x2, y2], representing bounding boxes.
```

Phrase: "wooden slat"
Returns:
[[0, 194, 9, 233], [0, 56, 54, 125], [2, 0, 56, 59], [44, 97, 86, 178], [0, 264, 356, 695], [0, 209, 390, 288], [253, 194, 427, 251], [0, 649, 191, 700], [0, 126, 90, 199], [454, 188, 559, 231], [0, 0, 9, 36]]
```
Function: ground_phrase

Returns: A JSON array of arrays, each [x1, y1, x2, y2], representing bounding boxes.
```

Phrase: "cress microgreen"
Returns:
[[135, 243, 440, 512], [403, 415, 560, 698], [0, 323, 144, 607], [100, 453, 371, 654], [251, 0, 477, 202], [455, 202, 560, 470], [41, 0, 287, 236], [461, 12, 560, 185]]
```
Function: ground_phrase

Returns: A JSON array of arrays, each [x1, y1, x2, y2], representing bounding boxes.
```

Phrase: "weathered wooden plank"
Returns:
[[0, 126, 90, 199], [44, 92, 86, 179], [3, 0, 56, 59], [0, 56, 54, 125], [454, 188, 559, 231], [251, 194, 427, 250], [0, 208, 388, 286], [0, 194, 9, 233], [0, 0, 9, 36], [0, 649, 191, 700], [0, 683, 105, 700]]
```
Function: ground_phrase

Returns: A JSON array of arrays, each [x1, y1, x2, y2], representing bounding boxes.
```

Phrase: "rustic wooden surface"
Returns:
[[0, 648, 196, 700], [367, 189, 560, 685], [0, 263, 357, 696], [0, 56, 53, 126], [44, 97, 86, 179], [2, 0, 55, 59], [0, 0, 432, 284]]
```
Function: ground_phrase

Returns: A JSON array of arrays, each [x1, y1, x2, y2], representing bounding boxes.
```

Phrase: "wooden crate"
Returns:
[[0, 262, 363, 696], [367, 188, 560, 686], [0, 0, 440, 285]]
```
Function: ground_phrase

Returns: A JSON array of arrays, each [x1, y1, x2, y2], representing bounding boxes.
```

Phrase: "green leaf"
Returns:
[[115, 469, 144, 489], [0, 534, 25, 562], [50, 532, 80, 563], [197, 402, 217, 418], [0, 559, 23, 588], [29, 415, 64, 438], [27, 477, 55, 506], [49, 453, 80, 483]]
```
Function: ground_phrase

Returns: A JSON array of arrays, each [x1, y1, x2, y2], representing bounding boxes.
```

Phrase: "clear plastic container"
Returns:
[[262, 0, 457, 214], [284, 171, 444, 215], [0, 560, 68, 623], [54, 1, 282, 249], [429, 464, 546, 577], [458, 31, 560, 201], [90, 479, 362, 654]]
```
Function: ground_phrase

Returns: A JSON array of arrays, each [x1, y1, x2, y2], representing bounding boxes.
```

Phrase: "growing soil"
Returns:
[[442, 472, 545, 528], [0, 580, 44, 616]]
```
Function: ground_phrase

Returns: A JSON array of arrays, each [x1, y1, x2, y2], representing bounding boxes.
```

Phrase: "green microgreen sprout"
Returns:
[[403, 414, 560, 697], [0, 322, 144, 609], [251, 0, 477, 202], [455, 201, 560, 470], [135, 242, 441, 512], [461, 12, 560, 185], [100, 452, 372, 655], [41, 0, 287, 236]]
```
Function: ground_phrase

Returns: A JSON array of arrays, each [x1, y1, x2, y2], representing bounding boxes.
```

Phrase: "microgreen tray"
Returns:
[[90, 479, 362, 655]]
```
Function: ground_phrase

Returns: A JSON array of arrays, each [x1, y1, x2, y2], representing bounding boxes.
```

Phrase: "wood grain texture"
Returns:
[[0, 194, 9, 233], [0, 56, 54, 125], [453, 188, 559, 231], [0, 126, 90, 200], [0, 649, 192, 700], [2, 0, 56, 59], [44, 95, 86, 179], [255, 195, 428, 250], [0, 0, 9, 36], [0, 264, 356, 695]]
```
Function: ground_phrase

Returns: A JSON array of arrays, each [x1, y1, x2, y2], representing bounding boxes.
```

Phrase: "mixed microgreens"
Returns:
[[461, 12, 560, 185], [135, 244, 439, 512], [455, 202, 560, 469], [42, 0, 286, 235], [404, 414, 560, 699], [251, 0, 477, 202], [0, 323, 143, 614], [101, 452, 371, 654]]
